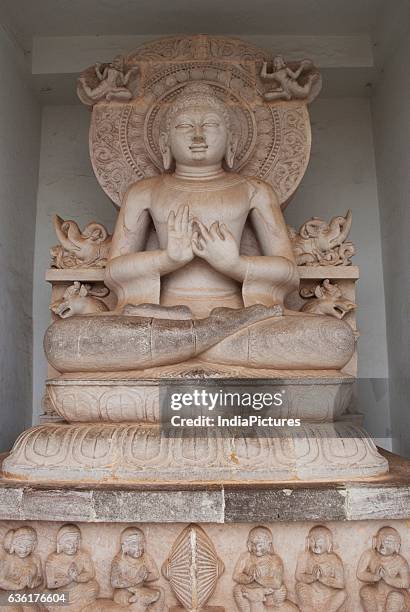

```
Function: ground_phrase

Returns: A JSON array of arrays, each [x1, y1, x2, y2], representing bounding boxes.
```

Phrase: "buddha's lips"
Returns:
[[189, 145, 208, 151]]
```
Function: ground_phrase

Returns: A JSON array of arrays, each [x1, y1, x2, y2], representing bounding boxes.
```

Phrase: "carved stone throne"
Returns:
[[3, 34, 387, 483]]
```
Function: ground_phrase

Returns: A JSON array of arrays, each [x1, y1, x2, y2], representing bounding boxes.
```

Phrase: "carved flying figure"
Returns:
[[77, 55, 139, 106], [260, 56, 321, 103], [50, 215, 112, 268], [45, 82, 356, 374], [288, 210, 355, 266], [295, 525, 347, 612], [300, 280, 356, 319], [45, 523, 99, 611], [50, 282, 109, 318], [357, 526, 410, 612], [233, 526, 299, 612], [0, 527, 43, 612]]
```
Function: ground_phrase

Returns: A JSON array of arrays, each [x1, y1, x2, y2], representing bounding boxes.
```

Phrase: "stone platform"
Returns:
[[0, 451, 409, 610], [0, 450, 408, 523]]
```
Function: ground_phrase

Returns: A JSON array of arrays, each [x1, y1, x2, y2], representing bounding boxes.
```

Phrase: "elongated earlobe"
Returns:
[[159, 132, 173, 170], [225, 137, 238, 169]]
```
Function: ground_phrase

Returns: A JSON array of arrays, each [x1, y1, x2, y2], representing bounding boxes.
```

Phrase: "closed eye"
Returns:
[[176, 123, 194, 129]]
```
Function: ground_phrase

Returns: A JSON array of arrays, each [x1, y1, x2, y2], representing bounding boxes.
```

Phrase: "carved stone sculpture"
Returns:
[[44, 81, 355, 373], [233, 526, 299, 611], [295, 526, 346, 611], [0, 527, 43, 611], [162, 523, 224, 610], [50, 282, 109, 318], [288, 211, 355, 266], [45, 523, 99, 611], [77, 55, 139, 106], [357, 526, 410, 612], [110, 527, 164, 611], [300, 280, 356, 319], [3, 34, 389, 484], [260, 56, 321, 103], [50, 215, 112, 268]]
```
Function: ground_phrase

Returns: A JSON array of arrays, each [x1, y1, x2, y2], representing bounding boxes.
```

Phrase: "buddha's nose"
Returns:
[[192, 129, 205, 142]]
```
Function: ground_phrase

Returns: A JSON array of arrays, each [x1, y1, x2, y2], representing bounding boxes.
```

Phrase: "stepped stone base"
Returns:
[[2, 421, 388, 483], [0, 452, 408, 611]]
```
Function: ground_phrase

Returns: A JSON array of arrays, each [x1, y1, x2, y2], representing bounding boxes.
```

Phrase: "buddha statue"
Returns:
[[44, 83, 354, 374]]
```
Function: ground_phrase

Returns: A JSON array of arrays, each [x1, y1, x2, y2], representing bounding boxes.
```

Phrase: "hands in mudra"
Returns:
[[167, 205, 241, 274]]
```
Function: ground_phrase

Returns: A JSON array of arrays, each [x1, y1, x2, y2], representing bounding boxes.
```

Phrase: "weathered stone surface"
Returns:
[[0, 451, 409, 523]]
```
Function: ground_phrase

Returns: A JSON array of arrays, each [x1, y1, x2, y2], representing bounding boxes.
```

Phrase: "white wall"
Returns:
[[0, 26, 41, 450], [285, 98, 390, 443], [32, 106, 117, 423], [371, 31, 410, 455], [32, 99, 391, 443]]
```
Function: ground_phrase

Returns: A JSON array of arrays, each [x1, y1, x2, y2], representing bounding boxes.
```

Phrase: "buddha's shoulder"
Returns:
[[242, 176, 279, 205], [124, 176, 164, 201]]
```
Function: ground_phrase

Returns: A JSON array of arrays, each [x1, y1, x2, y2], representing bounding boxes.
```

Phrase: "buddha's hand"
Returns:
[[166, 205, 193, 265], [192, 221, 241, 276]]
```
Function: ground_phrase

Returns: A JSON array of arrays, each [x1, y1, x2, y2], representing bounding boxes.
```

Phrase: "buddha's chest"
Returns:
[[150, 178, 251, 230]]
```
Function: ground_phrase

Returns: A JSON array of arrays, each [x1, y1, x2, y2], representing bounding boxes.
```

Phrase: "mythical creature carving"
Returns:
[[233, 526, 299, 611], [288, 211, 355, 266], [162, 524, 224, 610], [45, 523, 99, 611], [357, 526, 410, 612], [77, 55, 139, 106], [50, 282, 109, 318], [50, 215, 112, 268], [0, 527, 43, 611], [260, 56, 321, 103], [300, 280, 356, 319], [110, 527, 164, 611], [295, 525, 347, 611]]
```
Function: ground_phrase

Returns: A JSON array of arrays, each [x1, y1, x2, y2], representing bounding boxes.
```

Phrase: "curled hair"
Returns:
[[163, 83, 232, 133]]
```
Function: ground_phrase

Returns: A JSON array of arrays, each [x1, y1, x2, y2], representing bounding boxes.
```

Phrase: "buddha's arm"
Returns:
[[243, 181, 299, 306], [105, 185, 192, 307]]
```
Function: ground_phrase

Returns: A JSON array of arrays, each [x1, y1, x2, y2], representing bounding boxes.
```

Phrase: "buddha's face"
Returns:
[[122, 535, 144, 558], [59, 533, 80, 555], [13, 536, 35, 558], [249, 534, 271, 557], [377, 534, 399, 556], [168, 105, 228, 167]]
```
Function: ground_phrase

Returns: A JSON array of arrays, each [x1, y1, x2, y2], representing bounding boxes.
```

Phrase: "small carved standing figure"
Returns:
[[233, 526, 299, 611], [260, 56, 320, 102], [45, 523, 99, 611], [0, 527, 43, 612], [295, 525, 346, 612], [78, 55, 138, 105], [110, 527, 164, 611], [357, 526, 410, 612]]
